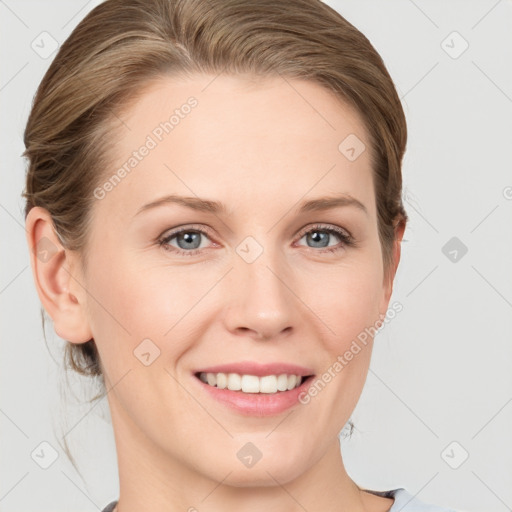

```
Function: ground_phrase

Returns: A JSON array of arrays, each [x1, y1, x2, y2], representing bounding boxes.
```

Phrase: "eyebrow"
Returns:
[[133, 193, 368, 218]]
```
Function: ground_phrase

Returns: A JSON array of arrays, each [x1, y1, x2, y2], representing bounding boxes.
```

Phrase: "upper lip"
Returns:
[[194, 361, 315, 377]]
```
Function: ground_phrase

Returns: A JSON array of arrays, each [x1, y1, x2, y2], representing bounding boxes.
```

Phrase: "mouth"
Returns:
[[191, 361, 317, 416], [194, 371, 316, 394], [193, 371, 317, 416]]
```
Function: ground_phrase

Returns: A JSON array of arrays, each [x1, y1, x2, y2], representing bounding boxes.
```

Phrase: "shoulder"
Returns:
[[366, 487, 459, 512], [101, 501, 117, 512]]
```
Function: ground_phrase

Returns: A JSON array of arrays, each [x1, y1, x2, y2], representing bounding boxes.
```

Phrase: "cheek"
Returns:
[[299, 260, 384, 425], [83, 248, 210, 370], [308, 259, 384, 350]]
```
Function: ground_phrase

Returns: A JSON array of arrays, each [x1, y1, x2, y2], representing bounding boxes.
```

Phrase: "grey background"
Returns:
[[1, 1, 511, 511]]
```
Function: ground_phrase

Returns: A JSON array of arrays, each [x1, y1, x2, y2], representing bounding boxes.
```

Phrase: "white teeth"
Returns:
[[259, 375, 277, 393], [241, 374, 260, 393], [199, 372, 304, 393], [227, 373, 241, 390], [276, 374, 288, 391], [216, 372, 227, 389]]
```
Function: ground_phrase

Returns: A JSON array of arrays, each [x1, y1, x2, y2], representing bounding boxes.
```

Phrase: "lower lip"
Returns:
[[193, 374, 315, 416]]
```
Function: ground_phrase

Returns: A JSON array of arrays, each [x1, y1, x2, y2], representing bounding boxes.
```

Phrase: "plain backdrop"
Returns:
[[1, 1, 511, 511]]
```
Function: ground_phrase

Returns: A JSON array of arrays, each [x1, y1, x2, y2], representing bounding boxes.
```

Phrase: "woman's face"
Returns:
[[75, 74, 398, 484]]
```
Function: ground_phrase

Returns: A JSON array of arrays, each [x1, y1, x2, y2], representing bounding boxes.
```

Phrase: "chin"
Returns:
[[219, 458, 307, 488]]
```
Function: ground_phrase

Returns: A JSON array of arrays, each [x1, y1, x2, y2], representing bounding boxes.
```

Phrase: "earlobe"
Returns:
[[25, 206, 93, 344]]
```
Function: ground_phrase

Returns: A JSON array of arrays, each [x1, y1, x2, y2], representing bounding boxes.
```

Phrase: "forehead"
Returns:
[[94, 73, 375, 222]]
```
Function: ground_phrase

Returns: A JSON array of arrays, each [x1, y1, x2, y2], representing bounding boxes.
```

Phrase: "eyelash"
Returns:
[[157, 223, 356, 257]]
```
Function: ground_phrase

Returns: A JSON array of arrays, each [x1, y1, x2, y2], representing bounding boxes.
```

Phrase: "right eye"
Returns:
[[157, 225, 217, 256]]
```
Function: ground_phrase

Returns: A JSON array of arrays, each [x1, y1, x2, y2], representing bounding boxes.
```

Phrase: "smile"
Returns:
[[193, 371, 316, 416], [196, 372, 308, 394]]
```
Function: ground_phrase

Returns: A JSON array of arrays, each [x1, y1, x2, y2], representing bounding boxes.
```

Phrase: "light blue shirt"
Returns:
[[101, 487, 459, 511], [366, 487, 458, 511]]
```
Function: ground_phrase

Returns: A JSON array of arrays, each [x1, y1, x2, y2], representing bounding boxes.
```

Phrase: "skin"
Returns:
[[26, 73, 404, 512]]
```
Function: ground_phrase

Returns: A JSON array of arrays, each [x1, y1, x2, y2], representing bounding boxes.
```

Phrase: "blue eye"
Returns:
[[157, 223, 355, 256], [296, 224, 355, 253], [158, 225, 211, 256]]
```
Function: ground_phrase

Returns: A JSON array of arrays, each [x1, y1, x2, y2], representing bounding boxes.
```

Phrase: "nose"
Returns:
[[222, 246, 299, 341]]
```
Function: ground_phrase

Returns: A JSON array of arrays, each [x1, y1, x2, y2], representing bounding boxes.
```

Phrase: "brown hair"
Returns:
[[23, 0, 408, 385]]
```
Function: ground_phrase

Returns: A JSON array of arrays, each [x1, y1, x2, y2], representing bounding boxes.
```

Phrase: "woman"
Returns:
[[23, 0, 458, 510]]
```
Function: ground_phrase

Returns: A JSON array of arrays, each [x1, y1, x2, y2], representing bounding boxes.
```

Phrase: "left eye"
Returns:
[[157, 223, 355, 256], [295, 224, 355, 253], [296, 226, 352, 251]]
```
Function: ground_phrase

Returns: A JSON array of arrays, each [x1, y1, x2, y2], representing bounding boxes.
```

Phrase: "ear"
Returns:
[[25, 206, 93, 343], [379, 220, 406, 317]]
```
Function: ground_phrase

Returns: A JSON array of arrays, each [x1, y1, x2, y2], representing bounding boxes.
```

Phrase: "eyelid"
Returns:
[[295, 222, 352, 240], [158, 222, 352, 241], [158, 223, 215, 240]]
